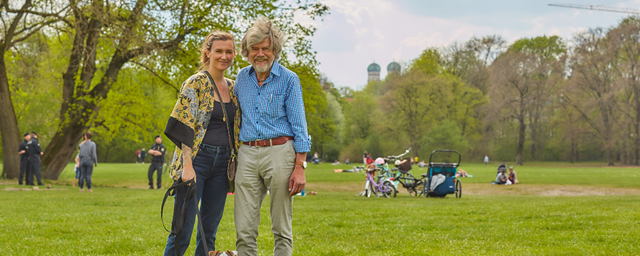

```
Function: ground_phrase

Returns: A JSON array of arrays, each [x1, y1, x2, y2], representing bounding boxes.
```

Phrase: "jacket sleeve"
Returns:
[[92, 143, 98, 166], [164, 74, 204, 149], [34, 141, 42, 154]]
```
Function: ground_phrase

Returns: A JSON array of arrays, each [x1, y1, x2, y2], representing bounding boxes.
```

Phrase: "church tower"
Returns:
[[367, 62, 381, 82]]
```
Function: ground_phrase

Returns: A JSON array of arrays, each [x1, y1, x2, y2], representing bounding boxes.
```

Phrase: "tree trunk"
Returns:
[[635, 84, 640, 165], [0, 55, 22, 179], [599, 103, 614, 166], [515, 114, 525, 166], [41, 122, 87, 179], [570, 139, 576, 163], [530, 116, 537, 160]]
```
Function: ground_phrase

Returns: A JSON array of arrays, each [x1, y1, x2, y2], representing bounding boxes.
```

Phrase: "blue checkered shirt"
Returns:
[[235, 60, 311, 153]]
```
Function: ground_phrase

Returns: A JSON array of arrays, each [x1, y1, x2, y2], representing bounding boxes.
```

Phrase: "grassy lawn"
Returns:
[[1, 162, 640, 255]]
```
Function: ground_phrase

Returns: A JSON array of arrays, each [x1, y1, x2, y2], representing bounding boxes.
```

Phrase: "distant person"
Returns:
[[363, 150, 369, 164], [78, 131, 98, 192], [508, 166, 519, 184], [74, 138, 87, 187], [136, 149, 142, 164], [456, 169, 470, 178], [147, 135, 166, 189], [484, 155, 489, 166], [345, 158, 350, 165], [73, 153, 80, 187], [414, 157, 418, 165], [332, 159, 340, 165], [140, 148, 147, 164], [418, 160, 425, 168], [495, 170, 507, 185], [26, 131, 44, 186], [18, 133, 31, 185]]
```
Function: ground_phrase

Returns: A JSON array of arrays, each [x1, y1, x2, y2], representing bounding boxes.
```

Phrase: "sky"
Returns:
[[300, 0, 640, 89]]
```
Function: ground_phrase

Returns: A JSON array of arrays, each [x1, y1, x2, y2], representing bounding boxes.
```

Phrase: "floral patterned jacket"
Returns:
[[164, 72, 241, 180]]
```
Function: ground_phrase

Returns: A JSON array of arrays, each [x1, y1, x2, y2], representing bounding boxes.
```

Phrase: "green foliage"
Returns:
[[409, 48, 442, 75], [510, 35, 566, 60], [343, 91, 378, 141], [6, 33, 68, 145], [422, 120, 469, 156]]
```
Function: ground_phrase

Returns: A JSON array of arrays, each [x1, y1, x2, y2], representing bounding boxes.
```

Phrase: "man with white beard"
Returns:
[[233, 17, 311, 256]]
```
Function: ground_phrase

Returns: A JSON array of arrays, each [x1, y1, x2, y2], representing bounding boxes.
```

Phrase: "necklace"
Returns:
[[257, 74, 269, 83]]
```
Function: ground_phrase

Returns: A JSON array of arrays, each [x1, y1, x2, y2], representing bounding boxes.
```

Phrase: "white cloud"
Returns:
[[307, 0, 634, 89]]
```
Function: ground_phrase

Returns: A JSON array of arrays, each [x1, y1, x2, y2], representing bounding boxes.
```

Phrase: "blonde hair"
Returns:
[[200, 31, 235, 71], [241, 17, 285, 60]]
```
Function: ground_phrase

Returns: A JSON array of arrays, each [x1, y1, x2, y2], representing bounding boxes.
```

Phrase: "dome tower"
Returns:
[[367, 62, 381, 82], [387, 61, 401, 75]]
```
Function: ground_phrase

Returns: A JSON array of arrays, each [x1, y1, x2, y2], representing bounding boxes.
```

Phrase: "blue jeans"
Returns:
[[163, 144, 230, 256], [78, 160, 94, 189]]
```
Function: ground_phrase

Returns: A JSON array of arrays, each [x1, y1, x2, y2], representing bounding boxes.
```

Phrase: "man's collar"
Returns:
[[249, 59, 281, 77]]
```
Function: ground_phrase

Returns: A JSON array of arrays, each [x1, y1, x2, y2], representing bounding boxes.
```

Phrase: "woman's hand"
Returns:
[[180, 143, 196, 183], [182, 164, 196, 183]]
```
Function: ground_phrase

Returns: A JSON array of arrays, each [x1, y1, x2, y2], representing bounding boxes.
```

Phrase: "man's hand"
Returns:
[[18, 150, 25, 154], [289, 165, 305, 196], [182, 165, 196, 183], [40, 152, 43, 155]]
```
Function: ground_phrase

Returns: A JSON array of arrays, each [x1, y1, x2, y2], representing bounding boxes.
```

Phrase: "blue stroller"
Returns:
[[422, 150, 462, 198]]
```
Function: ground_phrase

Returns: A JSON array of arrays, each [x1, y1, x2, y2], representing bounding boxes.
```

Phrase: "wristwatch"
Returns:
[[296, 161, 307, 169]]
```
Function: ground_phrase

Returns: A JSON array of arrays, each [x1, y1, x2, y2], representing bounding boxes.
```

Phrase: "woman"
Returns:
[[78, 131, 97, 192], [163, 31, 241, 256]]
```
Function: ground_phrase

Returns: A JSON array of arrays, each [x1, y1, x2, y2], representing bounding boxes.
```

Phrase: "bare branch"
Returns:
[[131, 60, 179, 92]]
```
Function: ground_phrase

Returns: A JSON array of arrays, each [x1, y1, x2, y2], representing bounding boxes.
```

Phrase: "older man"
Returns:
[[234, 17, 310, 256]]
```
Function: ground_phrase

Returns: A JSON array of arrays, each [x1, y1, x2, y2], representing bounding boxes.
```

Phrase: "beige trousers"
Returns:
[[235, 141, 296, 256]]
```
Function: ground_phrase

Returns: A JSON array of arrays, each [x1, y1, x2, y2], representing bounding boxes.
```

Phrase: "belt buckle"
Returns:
[[254, 139, 263, 147]]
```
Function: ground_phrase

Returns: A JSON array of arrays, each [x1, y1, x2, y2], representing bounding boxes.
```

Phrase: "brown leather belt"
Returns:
[[243, 136, 294, 147]]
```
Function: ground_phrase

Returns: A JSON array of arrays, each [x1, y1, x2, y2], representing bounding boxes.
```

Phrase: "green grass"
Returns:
[[1, 162, 640, 255], [321, 162, 640, 188]]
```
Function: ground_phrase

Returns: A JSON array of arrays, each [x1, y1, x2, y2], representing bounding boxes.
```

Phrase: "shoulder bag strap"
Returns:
[[203, 71, 235, 156]]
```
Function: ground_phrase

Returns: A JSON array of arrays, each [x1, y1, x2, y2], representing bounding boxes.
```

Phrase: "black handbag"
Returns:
[[204, 71, 237, 193]]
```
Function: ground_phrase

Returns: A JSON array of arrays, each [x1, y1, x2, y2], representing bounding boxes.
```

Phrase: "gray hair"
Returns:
[[241, 17, 285, 60]]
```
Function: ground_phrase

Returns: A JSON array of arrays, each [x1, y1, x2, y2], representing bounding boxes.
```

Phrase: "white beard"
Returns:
[[252, 59, 273, 73]]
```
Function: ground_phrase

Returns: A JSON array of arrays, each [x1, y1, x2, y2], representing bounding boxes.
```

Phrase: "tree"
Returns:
[[611, 17, 640, 165], [489, 51, 535, 165], [0, 0, 67, 178], [24, 0, 328, 179], [564, 28, 621, 166], [510, 35, 566, 160], [464, 35, 507, 66]]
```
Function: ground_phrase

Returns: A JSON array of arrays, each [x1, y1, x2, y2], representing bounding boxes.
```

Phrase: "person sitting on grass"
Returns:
[[456, 169, 470, 178], [508, 166, 519, 184], [332, 159, 340, 165], [495, 170, 507, 185]]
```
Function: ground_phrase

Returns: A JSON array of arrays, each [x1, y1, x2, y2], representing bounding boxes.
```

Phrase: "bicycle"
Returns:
[[363, 167, 397, 198], [385, 148, 427, 196]]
